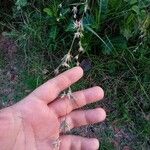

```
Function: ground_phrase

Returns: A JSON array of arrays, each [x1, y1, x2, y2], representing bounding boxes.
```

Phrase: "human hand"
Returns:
[[0, 67, 106, 150]]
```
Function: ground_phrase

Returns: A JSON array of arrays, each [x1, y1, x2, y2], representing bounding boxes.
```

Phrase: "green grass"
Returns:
[[0, 0, 150, 149]]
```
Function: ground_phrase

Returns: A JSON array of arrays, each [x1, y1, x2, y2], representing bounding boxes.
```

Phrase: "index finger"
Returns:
[[31, 67, 83, 103]]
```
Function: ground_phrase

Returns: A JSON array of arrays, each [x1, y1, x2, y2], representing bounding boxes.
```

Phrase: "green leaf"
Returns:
[[66, 21, 75, 32], [132, 5, 140, 14], [94, 0, 108, 29], [49, 26, 58, 40], [15, 0, 27, 10], [83, 14, 93, 26], [43, 8, 53, 17], [61, 8, 70, 16], [112, 36, 127, 50], [109, 0, 122, 8], [121, 28, 132, 39], [85, 25, 111, 51], [101, 36, 127, 55], [99, 0, 108, 15], [121, 13, 137, 39], [130, 0, 138, 5]]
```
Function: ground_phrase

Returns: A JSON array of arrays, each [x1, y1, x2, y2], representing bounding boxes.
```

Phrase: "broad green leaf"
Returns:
[[132, 5, 140, 14]]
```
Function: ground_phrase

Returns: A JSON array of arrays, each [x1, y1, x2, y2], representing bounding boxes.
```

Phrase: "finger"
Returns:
[[60, 135, 99, 150], [60, 108, 106, 132], [31, 67, 83, 103], [49, 86, 104, 117]]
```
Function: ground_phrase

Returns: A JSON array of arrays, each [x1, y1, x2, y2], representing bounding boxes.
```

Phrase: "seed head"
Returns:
[[54, 68, 59, 75], [72, 6, 78, 16], [62, 62, 70, 68], [75, 55, 79, 60], [59, 3, 62, 8], [78, 44, 84, 52]]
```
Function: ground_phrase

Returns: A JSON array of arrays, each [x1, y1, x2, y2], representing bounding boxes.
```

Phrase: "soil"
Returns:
[[0, 34, 20, 108]]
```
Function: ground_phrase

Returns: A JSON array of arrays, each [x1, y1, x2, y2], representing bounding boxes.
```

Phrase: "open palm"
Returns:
[[0, 67, 106, 150]]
